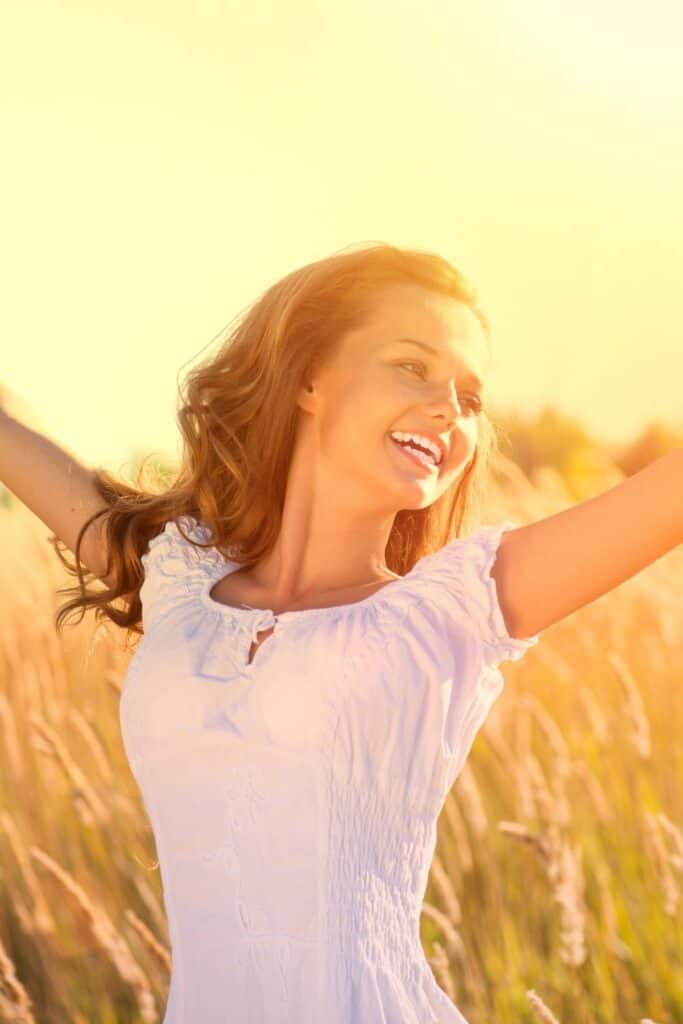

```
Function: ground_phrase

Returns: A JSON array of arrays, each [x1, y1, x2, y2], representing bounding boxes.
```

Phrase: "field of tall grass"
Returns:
[[0, 451, 681, 1023]]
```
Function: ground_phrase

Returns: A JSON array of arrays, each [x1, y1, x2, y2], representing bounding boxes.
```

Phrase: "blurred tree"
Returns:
[[492, 404, 682, 500], [613, 420, 683, 477], [493, 404, 595, 477], [492, 403, 615, 498]]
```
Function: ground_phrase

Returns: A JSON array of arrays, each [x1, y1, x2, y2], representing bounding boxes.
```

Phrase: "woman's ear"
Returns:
[[297, 381, 316, 412]]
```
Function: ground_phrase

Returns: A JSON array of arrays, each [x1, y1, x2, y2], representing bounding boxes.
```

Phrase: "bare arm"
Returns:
[[0, 408, 113, 586], [492, 447, 683, 640]]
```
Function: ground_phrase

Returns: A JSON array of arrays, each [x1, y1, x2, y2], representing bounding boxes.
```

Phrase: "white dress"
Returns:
[[119, 515, 541, 1023]]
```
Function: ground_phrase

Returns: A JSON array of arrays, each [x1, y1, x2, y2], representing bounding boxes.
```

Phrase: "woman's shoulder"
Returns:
[[409, 519, 542, 667], [138, 515, 235, 628], [143, 515, 237, 567]]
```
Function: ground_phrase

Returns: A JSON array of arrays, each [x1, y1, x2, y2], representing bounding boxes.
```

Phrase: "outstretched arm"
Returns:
[[0, 408, 113, 584], [491, 447, 683, 640]]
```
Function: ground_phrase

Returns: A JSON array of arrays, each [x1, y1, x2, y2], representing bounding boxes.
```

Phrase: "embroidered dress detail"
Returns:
[[119, 515, 541, 1022]]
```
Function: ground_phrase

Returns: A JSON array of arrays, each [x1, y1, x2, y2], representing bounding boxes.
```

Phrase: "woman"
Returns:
[[2, 242, 681, 1022]]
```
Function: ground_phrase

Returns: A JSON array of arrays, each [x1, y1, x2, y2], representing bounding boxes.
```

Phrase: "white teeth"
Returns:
[[389, 431, 442, 466], [404, 447, 434, 468]]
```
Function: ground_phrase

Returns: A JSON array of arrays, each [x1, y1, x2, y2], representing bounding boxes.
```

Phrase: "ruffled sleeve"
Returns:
[[422, 518, 541, 669], [419, 519, 542, 791], [139, 516, 226, 631]]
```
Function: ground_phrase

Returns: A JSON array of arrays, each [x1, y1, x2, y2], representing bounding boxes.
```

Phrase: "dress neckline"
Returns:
[[198, 562, 413, 620]]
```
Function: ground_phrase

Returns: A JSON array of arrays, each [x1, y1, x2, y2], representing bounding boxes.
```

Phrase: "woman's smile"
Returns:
[[386, 432, 439, 474]]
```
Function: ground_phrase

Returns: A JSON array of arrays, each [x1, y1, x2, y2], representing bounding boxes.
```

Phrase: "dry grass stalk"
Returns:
[[513, 695, 532, 763], [547, 763, 571, 830], [0, 618, 37, 714], [26, 711, 110, 827], [0, 931, 36, 1023], [428, 852, 461, 927], [594, 860, 633, 961], [554, 840, 587, 966], [13, 658, 42, 726], [10, 898, 37, 939], [29, 846, 158, 1022], [427, 940, 456, 1001], [454, 763, 488, 837], [595, 862, 618, 951], [526, 988, 562, 1022], [497, 821, 549, 862], [514, 699, 560, 824], [420, 901, 465, 963], [480, 723, 521, 790], [133, 877, 168, 937], [576, 685, 609, 745], [513, 695, 533, 775], [124, 909, 172, 975], [531, 643, 574, 683], [0, 694, 24, 783], [524, 753, 563, 871], [607, 650, 651, 759], [442, 791, 473, 874], [521, 695, 572, 826], [570, 760, 611, 824], [656, 812, 683, 872], [657, 600, 681, 648], [67, 707, 115, 784], [643, 813, 680, 916], [37, 616, 71, 715], [514, 748, 537, 823], [520, 695, 571, 769], [0, 812, 54, 937], [505, 751, 586, 964]]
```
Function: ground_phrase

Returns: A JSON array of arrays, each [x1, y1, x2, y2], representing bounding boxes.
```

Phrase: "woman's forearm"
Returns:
[[0, 408, 111, 579]]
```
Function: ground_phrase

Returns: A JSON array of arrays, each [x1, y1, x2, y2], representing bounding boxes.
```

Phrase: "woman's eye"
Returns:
[[398, 360, 427, 378], [464, 395, 483, 415], [396, 362, 483, 415]]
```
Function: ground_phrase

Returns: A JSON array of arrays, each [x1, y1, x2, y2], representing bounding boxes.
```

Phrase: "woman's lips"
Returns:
[[388, 434, 438, 473]]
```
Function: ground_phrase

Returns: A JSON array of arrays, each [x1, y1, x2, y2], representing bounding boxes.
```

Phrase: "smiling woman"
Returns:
[[46, 242, 499, 635], [4, 241, 525, 1024], [20, 236, 678, 1023]]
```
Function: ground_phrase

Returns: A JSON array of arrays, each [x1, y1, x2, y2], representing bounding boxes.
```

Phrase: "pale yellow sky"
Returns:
[[2, 0, 681, 475]]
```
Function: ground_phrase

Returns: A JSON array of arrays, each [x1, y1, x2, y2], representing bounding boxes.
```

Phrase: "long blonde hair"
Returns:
[[52, 241, 500, 642]]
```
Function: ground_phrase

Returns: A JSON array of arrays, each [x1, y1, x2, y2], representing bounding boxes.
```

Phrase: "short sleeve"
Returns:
[[139, 516, 224, 631], [424, 520, 542, 790], [423, 518, 542, 669]]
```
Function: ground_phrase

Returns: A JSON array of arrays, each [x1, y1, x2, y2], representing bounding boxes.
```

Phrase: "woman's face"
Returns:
[[298, 283, 490, 513]]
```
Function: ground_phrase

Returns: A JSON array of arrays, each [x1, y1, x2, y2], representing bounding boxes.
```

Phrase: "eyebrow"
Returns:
[[390, 337, 484, 390]]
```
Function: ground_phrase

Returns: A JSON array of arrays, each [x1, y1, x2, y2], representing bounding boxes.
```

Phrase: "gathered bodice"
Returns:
[[119, 516, 541, 1023]]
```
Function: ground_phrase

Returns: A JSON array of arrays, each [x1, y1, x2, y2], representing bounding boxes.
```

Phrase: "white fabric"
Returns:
[[119, 515, 541, 1023]]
